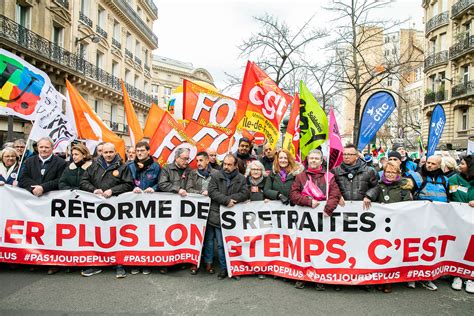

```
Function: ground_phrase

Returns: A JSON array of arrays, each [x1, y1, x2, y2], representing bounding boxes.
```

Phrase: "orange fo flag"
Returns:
[[121, 80, 144, 145], [143, 103, 164, 138], [66, 80, 125, 159]]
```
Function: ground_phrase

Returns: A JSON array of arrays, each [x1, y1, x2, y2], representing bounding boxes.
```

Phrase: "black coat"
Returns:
[[331, 159, 378, 201], [19, 154, 67, 193], [59, 161, 92, 190], [207, 170, 250, 227], [80, 155, 133, 196]]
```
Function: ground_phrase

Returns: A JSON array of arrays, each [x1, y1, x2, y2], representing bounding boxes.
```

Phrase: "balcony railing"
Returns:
[[452, 0, 474, 19], [112, 38, 121, 49], [424, 50, 449, 71], [96, 25, 107, 38], [425, 11, 449, 34], [424, 90, 448, 105], [134, 56, 142, 65], [0, 15, 154, 106], [452, 80, 474, 98], [125, 49, 133, 59], [56, 0, 69, 9], [449, 35, 474, 60], [79, 11, 93, 28], [113, 0, 158, 47], [144, 64, 150, 72], [143, 0, 158, 17]]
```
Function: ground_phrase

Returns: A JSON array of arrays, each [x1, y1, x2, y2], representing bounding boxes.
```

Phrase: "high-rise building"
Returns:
[[422, 0, 473, 150], [0, 0, 159, 145]]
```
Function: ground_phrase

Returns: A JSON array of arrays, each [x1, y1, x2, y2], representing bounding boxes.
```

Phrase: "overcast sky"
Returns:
[[153, 0, 424, 92]]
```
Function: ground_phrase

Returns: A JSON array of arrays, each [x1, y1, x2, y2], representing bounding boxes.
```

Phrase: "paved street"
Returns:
[[0, 266, 472, 315]]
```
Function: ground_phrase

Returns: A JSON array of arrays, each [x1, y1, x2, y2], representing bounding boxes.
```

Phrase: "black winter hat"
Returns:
[[388, 151, 402, 161]]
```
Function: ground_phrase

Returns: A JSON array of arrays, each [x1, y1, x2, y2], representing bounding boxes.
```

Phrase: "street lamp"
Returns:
[[75, 34, 101, 45]]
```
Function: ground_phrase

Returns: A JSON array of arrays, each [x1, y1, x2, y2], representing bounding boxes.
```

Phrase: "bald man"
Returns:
[[206, 148, 221, 170], [414, 155, 449, 202]]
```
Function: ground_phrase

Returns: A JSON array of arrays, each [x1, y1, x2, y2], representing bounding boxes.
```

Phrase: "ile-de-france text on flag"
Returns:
[[299, 81, 328, 161], [149, 109, 197, 166], [328, 107, 343, 170], [0, 49, 49, 120], [239, 61, 292, 149], [121, 80, 144, 146], [183, 80, 247, 136], [282, 93, 300, 160], [357, 91, 396, 151], [427, 104, 446, 157], [29, 90, 77, 153], [66, 80, 125, 159]]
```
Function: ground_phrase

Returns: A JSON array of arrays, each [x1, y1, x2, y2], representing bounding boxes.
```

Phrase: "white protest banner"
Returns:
[[0, 186, 209, 267], [221, 201, 474, 285]]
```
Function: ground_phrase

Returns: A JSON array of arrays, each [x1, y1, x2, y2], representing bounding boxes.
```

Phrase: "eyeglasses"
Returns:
[[384, 171, 399, 175], [178, 156, 190, 162], [343, 153, 358, 156], [251, 168, 262, 171]]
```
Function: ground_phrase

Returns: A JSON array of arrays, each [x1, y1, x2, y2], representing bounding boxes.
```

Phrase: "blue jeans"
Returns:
[[203, 225, 226, 271]]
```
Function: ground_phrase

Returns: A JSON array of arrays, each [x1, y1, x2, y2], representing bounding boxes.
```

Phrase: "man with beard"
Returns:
[[234, 137, 256, 174], [414, 155, 449, 202], [207, 154, 249, 280], [185, 151, 219, 275], [80, 142, 133, 279], [128, 141, 161, 276]]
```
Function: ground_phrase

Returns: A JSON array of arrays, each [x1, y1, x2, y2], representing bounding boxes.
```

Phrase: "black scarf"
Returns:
[[341, 159, 362, 174], [197, 165, 211, 178], [75, 159, 86, 168], [135, 157, 153, 172], [222, 169, 238, 188]]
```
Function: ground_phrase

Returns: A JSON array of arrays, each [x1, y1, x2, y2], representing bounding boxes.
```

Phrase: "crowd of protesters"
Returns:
[[0, 136, 472, 294]]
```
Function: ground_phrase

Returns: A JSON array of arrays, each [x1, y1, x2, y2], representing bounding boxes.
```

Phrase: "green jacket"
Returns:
[[448, 173, 474, 203], [263, 166, 303, 200], [374, 178, 413, 203]]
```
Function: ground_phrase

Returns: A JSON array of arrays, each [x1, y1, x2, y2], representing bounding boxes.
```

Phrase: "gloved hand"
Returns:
[[279, 193, 289, 205]]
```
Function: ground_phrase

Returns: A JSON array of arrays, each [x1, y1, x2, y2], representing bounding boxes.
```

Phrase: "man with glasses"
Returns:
[[13, 138, 34, 161], [158, 147, 192, 274], [384, 151, 423, 193], [332, 144, 378, 210]]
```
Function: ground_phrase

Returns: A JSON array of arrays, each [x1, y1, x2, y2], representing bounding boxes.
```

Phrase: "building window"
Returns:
[[125, 69, 131, 84], [112, 61, 119, 77], [79, 43, 88, 59], [81, 0, 90, 16], [113, 20, 120, 41], [94, 99, 103, 116], [111, 104, 118, 123], [463, 65, 469, 84], [144, 48, 148, 65], [144, 81, 148, 93], [462, 109, 469, 131], [164, 87, 172, 96], [15, 3, 31, 28], [387, 76, 393, 86], [96, 51, 104, 68], [126, 32, 132, 51], [135, 41, 141, 60], [439, 33, 447, 51], [134, 75, 140, 89], [97, 6, 106, 29], [52, 24, 64, 47], [152, 84, 159, 97]]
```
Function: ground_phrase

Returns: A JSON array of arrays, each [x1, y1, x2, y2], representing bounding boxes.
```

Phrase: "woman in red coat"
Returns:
[[289, 149, 342, 290], [290, 149, 341, 215]]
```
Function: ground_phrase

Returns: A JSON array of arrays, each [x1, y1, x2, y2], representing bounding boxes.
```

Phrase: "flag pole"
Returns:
[[326, 106, 330, 202]]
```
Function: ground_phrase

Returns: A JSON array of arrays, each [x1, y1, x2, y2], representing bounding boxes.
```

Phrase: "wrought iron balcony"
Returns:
[[125, 48, 133, 59], [424, 90, 448, 105], [79, 11, 93, 28], [134, 56, 142, 65], [449, 35, 474, 60], [56, 0, 69, 9], [452, 80, 474, 98], [143, 0, 158, 18], [112, 38, 121, 49], [424, 50, 449, 71], [0, 14, 153, 106], [451, 0, 474, 20], [96, 25, 107, 38], [144, 64, 150, 72], [112, 0, 158, 47], [425, 11, 449, 34]]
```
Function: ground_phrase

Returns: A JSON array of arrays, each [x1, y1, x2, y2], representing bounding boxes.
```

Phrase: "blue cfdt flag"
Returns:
[[357, 91, 396, 151], [427, 104, 446, 157]]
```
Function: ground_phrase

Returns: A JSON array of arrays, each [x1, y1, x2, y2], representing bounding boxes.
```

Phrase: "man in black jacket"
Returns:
[[79, 142, 133, 279], [234, 137, 256, 174], [80, 142, 133, 198], [19, 137, 67, 196], [207, 154, 250, 280], [331, 144, 378, 210], [259, 142, 275, 174]]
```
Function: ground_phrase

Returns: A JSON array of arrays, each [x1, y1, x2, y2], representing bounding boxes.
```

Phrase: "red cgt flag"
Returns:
[[282, 93, 300, 160], [238, 61, 292, 149]]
